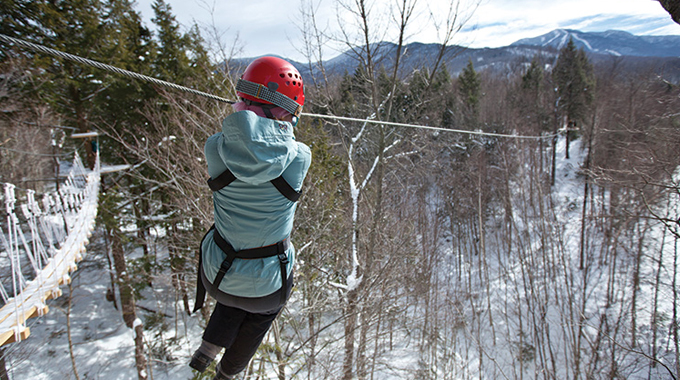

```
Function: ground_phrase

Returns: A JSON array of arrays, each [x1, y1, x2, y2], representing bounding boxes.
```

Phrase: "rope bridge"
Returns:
[[0, 153, 100, 347]]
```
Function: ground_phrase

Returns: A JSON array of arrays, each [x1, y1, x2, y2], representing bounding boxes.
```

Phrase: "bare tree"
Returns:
[[0, 57, 59, 188]]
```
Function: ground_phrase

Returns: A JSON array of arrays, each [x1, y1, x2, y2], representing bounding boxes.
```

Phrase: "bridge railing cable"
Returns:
[[0, 152, 100, 347]]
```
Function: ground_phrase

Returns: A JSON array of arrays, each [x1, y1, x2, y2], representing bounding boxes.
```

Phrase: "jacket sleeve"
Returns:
[[281, 142, 312, 192]]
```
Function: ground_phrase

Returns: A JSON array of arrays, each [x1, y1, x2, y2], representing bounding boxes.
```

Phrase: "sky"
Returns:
[[134, 0, 680, 62]]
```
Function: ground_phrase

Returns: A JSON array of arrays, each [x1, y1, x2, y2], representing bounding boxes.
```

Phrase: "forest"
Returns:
[[1, 0, 680, 379]]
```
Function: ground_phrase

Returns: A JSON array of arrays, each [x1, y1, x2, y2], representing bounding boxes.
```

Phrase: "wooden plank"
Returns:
[[0, 326, 30, 347], [0, 169, 99, 347]]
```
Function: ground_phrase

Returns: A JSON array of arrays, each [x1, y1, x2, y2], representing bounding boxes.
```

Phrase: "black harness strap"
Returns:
[[213, 228, 290, 306], [270, 176, 302, 202], [193, 167, 300, 312], [207, 167, 302, 202], [193, 226, 290, 312], [207, 169, 237, 192]]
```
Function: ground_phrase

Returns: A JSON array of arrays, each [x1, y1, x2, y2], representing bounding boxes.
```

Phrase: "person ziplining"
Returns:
[[189, 56, 311, 380]]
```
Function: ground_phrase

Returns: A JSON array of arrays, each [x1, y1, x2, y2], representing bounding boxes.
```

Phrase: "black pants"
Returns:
[[203, 302, 280, 376]]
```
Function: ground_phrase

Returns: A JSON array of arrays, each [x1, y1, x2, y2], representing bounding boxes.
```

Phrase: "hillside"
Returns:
[[512, 29, 680, 57], [289, 29, 680, 80]]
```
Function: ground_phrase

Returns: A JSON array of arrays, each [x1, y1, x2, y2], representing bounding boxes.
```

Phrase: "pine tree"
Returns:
[[520, 57, 551, 133], [458, 59, 481, 127], [0, 0, 44, 41], [31, 0, 120, 168], [335, 70, 358, 117], [553, 38, 594, 158], [98, 0, 156, 127], [522, 58, 543, 92], [151, 0, 192, 81]]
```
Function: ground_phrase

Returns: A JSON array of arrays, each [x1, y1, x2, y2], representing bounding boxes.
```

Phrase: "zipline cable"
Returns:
[[1, 33, 550, 140], [0, 33, 235, 105], [303, 112, 548, 139]]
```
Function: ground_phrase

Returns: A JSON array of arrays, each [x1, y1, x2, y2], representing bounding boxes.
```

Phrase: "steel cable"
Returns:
[[0, 33, 234, 104], [1, 33, 552, 140]]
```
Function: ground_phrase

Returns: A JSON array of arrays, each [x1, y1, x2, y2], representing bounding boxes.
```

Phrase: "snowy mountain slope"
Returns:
[[287, 29, 680, 80], [511, 29, 680, 58]]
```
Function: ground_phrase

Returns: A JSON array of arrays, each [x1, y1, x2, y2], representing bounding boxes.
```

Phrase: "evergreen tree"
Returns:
[[34, 0, 111, 167], [553, 38, 595, 158], [522, 58, 543, 92], [151, 0, 192, 81], [335, 70, 358, 117], [458, 59, 481, 127], [520, 56, 551, 133], [0, 0, 44, 41], [99, 0, 156, 125]]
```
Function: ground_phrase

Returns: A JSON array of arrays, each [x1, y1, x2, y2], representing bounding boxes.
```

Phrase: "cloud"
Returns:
[[135, 0, 680, 60], [459, 9, 679, 48]]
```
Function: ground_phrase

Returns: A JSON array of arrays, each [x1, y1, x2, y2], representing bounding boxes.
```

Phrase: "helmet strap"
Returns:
[[236, 78, 302, 117]]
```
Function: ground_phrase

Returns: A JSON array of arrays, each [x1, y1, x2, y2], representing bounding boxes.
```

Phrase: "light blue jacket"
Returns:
[[201, 110, 311, 298]]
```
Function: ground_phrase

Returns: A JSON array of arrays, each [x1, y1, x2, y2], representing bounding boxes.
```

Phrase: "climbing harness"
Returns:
[[193, 168, 300, 312], [192, 226, 291, 312]]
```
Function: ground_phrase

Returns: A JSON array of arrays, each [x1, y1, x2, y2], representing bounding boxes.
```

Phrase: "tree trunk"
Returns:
[[673, 235, 679, 377], [273, 320, 286, 380], [306, 308, 317, 379], [565, 119, 571, 159], [650, 227, 667, 371], [343, 288, 358, 380], [579, 118, 595, 270], [0, 348, 8, 380], [630, 223, 645, 348], [109, 226, 148, 380], [67, 282, 81, 380], [357, 307, 370, 380], [551, 111, 559, 186]]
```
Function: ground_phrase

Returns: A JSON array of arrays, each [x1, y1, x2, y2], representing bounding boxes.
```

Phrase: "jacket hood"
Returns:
[[217, 110, 298, 185]]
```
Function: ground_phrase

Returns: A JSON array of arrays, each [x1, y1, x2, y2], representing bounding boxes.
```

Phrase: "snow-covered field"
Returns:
[[4, 136, 678, 379]]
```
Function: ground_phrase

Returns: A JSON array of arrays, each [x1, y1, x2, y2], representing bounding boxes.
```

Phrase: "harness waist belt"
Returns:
[[212, 228, 290, 260], [192, 225, 290, 313]]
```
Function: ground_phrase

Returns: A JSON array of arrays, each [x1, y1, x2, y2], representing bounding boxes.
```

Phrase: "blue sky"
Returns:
[[135, 0, 680, 61]]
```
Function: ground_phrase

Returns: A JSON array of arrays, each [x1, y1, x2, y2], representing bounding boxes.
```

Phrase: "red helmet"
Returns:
[[236, 56, 305, 116]]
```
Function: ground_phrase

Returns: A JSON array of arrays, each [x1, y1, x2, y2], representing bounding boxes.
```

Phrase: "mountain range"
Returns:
[[282, 29, 680, 81], [512, 29, 680, 58]]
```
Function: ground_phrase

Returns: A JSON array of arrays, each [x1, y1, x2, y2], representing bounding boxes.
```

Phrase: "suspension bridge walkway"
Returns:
[[0, 153, 100, 347]]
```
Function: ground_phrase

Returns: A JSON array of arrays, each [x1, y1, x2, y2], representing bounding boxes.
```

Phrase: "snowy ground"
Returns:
[[4, 248, 198, 379], [4, 136, 678, 379]]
